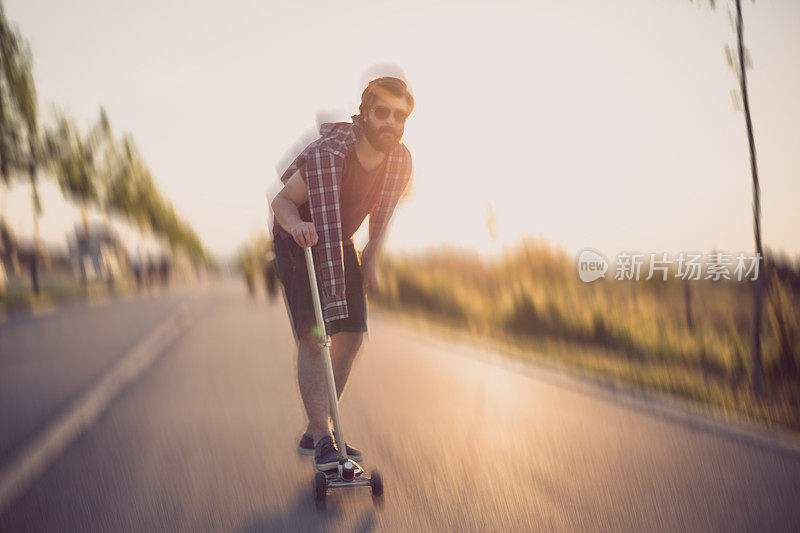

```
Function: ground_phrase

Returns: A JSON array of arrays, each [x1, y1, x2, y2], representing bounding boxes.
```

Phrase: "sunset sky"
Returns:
[[3, 0, 799, 260]]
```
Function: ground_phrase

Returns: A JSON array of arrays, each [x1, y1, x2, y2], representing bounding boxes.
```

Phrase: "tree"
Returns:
[[700, 0, 765, 397], [12, 39, 43, 293], [44, 111, 102, 284], [0, 4, 208, 290], [103, 135, 145, 226], [734, 0, 765, 399], [45, 112, 98, 235], [0, 3, 42, 289], [102, 134, 207, 263]]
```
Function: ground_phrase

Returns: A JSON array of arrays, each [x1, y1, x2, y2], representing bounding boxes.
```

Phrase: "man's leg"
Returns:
[[331, 331, 364, 398], [297, 335, 331, 440], [303, 331, 364, 436]]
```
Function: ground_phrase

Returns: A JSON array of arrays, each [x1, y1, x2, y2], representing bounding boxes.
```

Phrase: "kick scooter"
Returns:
[[303, 246, 383, 502]]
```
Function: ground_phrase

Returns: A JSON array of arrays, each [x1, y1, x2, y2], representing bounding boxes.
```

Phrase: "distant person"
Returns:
[[146, 253, 156, 290], [132, 254, 143, 292], [159, 256, 171, 287], [28, 248, 40, 294], [263, 252, 279, 301], [244, 268, 256, 298], [270, 76, 414, 471], [0, 260, 6, 300]]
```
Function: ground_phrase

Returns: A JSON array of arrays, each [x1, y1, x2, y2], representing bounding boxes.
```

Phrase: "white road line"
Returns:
[[0, 297, 200, 515]]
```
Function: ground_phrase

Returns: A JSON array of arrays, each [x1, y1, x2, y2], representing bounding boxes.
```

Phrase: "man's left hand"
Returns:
[[361, 246, 380, 293]]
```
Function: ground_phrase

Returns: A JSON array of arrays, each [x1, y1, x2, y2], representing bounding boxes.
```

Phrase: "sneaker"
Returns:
[[299, 431, 363, 461], [333, 432, 363, 462], [314, 435, 339, 472], [298, 432, 315, 456]]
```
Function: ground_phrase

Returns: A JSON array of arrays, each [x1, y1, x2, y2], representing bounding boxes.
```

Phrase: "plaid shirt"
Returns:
[[277, 115, 413, 322]]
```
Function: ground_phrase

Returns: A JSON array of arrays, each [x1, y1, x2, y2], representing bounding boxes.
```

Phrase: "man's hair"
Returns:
[[358, 77, 415, 117]]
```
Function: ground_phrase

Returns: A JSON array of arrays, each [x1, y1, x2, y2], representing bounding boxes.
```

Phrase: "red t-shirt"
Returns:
[[274, 150, 388, 243]]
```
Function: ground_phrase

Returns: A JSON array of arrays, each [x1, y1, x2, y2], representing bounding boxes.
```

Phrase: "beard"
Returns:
[[363, 117, 404, 153]]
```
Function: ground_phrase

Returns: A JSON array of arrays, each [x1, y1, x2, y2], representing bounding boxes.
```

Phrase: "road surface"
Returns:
[[1, 281, 799, 531]]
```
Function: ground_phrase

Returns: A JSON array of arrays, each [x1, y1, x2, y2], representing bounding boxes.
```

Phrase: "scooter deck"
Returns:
[[323, 466, 372, 489], [321, 459, 364, 479]]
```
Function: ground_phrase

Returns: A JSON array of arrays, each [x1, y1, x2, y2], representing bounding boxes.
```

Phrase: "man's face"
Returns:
[[363, 92, 410, 153]]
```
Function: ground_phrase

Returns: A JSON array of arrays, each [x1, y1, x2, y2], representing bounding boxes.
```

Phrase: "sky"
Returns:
[[2, 0, 799, 261]]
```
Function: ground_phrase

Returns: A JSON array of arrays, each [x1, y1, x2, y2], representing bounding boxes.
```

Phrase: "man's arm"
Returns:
[[361, 227, 386, 293], [363, 147, 412, 291], [271, 169, 318, 247], [364, 226, 387, 260], [273, 137, 349, 322]]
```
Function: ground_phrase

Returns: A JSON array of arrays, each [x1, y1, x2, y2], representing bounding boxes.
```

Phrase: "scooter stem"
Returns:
[[304, 246, 349, 462]]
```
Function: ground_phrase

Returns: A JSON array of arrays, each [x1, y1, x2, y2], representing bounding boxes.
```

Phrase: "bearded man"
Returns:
[[270, 77, 414, 471]]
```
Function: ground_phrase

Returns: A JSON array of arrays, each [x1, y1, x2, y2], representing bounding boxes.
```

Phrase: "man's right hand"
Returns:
[[290, 222, 318, 248]]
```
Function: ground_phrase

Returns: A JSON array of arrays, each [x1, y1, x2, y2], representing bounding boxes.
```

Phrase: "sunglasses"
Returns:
[[371, 105, 409, 123]]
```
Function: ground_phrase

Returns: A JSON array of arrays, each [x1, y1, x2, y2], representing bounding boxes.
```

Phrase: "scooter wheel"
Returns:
[[370, 470, 383, 498], [314, 471, 327, 501]]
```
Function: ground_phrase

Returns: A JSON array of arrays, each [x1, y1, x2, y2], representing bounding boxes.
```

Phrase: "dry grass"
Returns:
[[373, 239, 800, 432]]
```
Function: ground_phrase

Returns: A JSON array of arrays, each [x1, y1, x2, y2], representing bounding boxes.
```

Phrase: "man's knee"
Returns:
[[297, 334, 320, 356]]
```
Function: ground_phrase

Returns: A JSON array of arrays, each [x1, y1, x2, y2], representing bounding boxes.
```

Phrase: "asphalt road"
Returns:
[[1, 281, 799, 531]]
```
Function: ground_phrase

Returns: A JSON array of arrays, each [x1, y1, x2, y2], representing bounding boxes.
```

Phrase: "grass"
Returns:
[[372, 239, 800, 433]]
